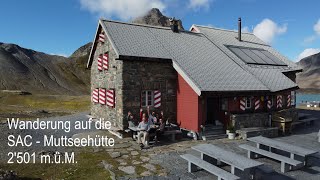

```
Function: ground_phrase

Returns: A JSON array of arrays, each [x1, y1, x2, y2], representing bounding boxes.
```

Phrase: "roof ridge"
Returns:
[[101, 18, 172, 30], [101, 19, 198, 34], [193, 24, 254, 35]]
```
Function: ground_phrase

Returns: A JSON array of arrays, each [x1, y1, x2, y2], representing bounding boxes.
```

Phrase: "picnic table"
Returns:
[[247, 136, 318, 165], [192, 144, 263, 175], [128, 125, 159, 140]]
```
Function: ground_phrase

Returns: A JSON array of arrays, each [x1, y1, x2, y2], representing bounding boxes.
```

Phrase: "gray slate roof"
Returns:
[[92, 20, 299, 95], [192, 25, 300, 92]]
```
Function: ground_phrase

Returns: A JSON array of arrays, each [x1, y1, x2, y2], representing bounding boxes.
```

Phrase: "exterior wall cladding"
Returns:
[[91, 30, 177, 130]]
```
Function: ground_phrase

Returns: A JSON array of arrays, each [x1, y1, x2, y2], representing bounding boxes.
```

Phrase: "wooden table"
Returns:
[[247, 136, 318, 165], [192, 144, 263, 175]]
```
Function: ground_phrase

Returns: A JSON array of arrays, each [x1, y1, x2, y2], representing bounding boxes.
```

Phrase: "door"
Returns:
[[206, 98, 219, 125]]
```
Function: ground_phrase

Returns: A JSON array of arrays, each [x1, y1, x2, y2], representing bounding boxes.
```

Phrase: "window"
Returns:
[[221, 98, 228, 111], [291, 91, 295, 105], [141, 91, 154, 107], [270, 96, 274, 106], [245, 97, 251, 109]]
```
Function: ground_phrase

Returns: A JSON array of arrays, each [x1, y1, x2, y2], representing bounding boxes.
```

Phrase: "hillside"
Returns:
[[296, 52, 320, 93], [0, 42, 91, 95]]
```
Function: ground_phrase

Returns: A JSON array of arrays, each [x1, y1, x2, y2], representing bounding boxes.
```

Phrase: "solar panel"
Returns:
[[229, 47, 257, 64], [227, 46, 287, 66], [251, 49, 277, 65], [241, 48, 266, 64], [260, 50, 287, 66]]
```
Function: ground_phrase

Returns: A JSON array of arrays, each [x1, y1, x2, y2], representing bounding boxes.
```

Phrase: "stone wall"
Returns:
[[122, 60, 177, 128], [230, 112, 270, 129], [90, 32, 124, 130]]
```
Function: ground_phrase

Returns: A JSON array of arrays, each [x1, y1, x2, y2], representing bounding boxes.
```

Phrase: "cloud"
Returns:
[[80, 0, 166, 20], [188, 0, 211, 11], [241, 26, 250, 33], [314, 19, 320, 35], [297, 48, 320, 61], [303, 35, 317, 44], [253, 19, 287, 44]]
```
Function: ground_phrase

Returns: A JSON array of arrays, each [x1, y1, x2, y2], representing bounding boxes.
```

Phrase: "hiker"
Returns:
[[137, 116, 149, 147], [127, 111, 138, 127]]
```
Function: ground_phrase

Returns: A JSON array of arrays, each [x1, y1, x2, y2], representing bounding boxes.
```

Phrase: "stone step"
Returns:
[[204, 134, 227, 140], [205, 130, 226, 136]]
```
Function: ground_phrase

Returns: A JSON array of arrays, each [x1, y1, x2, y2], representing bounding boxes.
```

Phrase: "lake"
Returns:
[[296, 93, 320, 104]]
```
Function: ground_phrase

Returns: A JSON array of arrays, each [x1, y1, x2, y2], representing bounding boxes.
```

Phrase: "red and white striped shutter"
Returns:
[[97, 55, 103, 71], [154, 90, 161, 108], [287, 94, 291, 107], [103, 53, 108, 70], [277, 95, 282, 108], [240, 97, 246, 111], [99, 88, 106, 105], [92, 88, 99, 103], [267, 97, 272, 109], [254, 98, 260, 110], [98, 32, 105, 43], [107, 89, 115, 108]]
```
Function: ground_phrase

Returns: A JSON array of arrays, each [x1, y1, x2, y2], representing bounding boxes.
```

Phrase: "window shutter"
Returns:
[[99, 88, 106, 105], [154, 90, 161, 108], [287, 94, 291, 107], [103, 53, 108, 70], [254, 97, 260, 110], [98, 32, 105, 43], [92, 88, 99, 103], [97, 55, 103, 71], [240, 97, 246, 111], [107, 89, 115, 108], [277, 95, 282, 108]]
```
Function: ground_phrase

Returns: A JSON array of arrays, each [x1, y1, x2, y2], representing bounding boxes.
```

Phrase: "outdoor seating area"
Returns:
[[243, 136, 318, 170], [125, 107, 182, 148], [180, 136, 319, 179], [181, 144, 263, 179]]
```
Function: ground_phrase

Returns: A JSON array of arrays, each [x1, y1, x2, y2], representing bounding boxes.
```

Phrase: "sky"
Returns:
[[0, 0, 319, 61]]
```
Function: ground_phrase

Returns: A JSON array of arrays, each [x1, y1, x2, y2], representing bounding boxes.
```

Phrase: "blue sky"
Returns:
[[0, 0, 319, 61]]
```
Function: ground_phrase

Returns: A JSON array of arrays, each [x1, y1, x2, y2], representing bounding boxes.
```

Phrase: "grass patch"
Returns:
[[0, 92, 90, 119], [0, 150, 113, 180]]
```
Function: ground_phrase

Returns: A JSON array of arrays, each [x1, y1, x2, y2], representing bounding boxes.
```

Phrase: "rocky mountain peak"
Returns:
[[132, 8, 184, 30]]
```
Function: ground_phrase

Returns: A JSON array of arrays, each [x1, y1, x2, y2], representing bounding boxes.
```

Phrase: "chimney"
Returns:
[[169, 17, 179, 33], [238, 17, 242, 41]]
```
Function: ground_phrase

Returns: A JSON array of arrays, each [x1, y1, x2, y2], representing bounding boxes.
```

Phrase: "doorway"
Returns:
[[206, 98, 220, 125]]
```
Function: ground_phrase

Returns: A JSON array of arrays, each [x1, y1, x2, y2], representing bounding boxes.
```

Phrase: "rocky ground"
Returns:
[[0, 109, 319, 180]]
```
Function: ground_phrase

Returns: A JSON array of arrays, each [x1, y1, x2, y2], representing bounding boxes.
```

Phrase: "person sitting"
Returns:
[[127, 111, 138, 127], [137, 116, 149, 147], [155, 118, 166, 142]]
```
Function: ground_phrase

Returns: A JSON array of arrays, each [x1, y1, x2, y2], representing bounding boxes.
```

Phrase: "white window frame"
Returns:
[[141, 90, 154, 107], [245, 97, 251, 109]]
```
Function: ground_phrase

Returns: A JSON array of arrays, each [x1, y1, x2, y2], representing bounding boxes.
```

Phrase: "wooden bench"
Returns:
[[180, 154, 240, 180], [163, 130, 181, 141], [239, 144, 303, 173]]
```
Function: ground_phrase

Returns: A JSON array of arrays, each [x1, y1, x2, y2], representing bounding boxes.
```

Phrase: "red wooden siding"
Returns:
[[177, 74, 200, 132]]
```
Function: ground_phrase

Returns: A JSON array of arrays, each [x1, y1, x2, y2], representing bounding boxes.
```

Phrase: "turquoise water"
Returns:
[[296, 94, 320, 104]]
